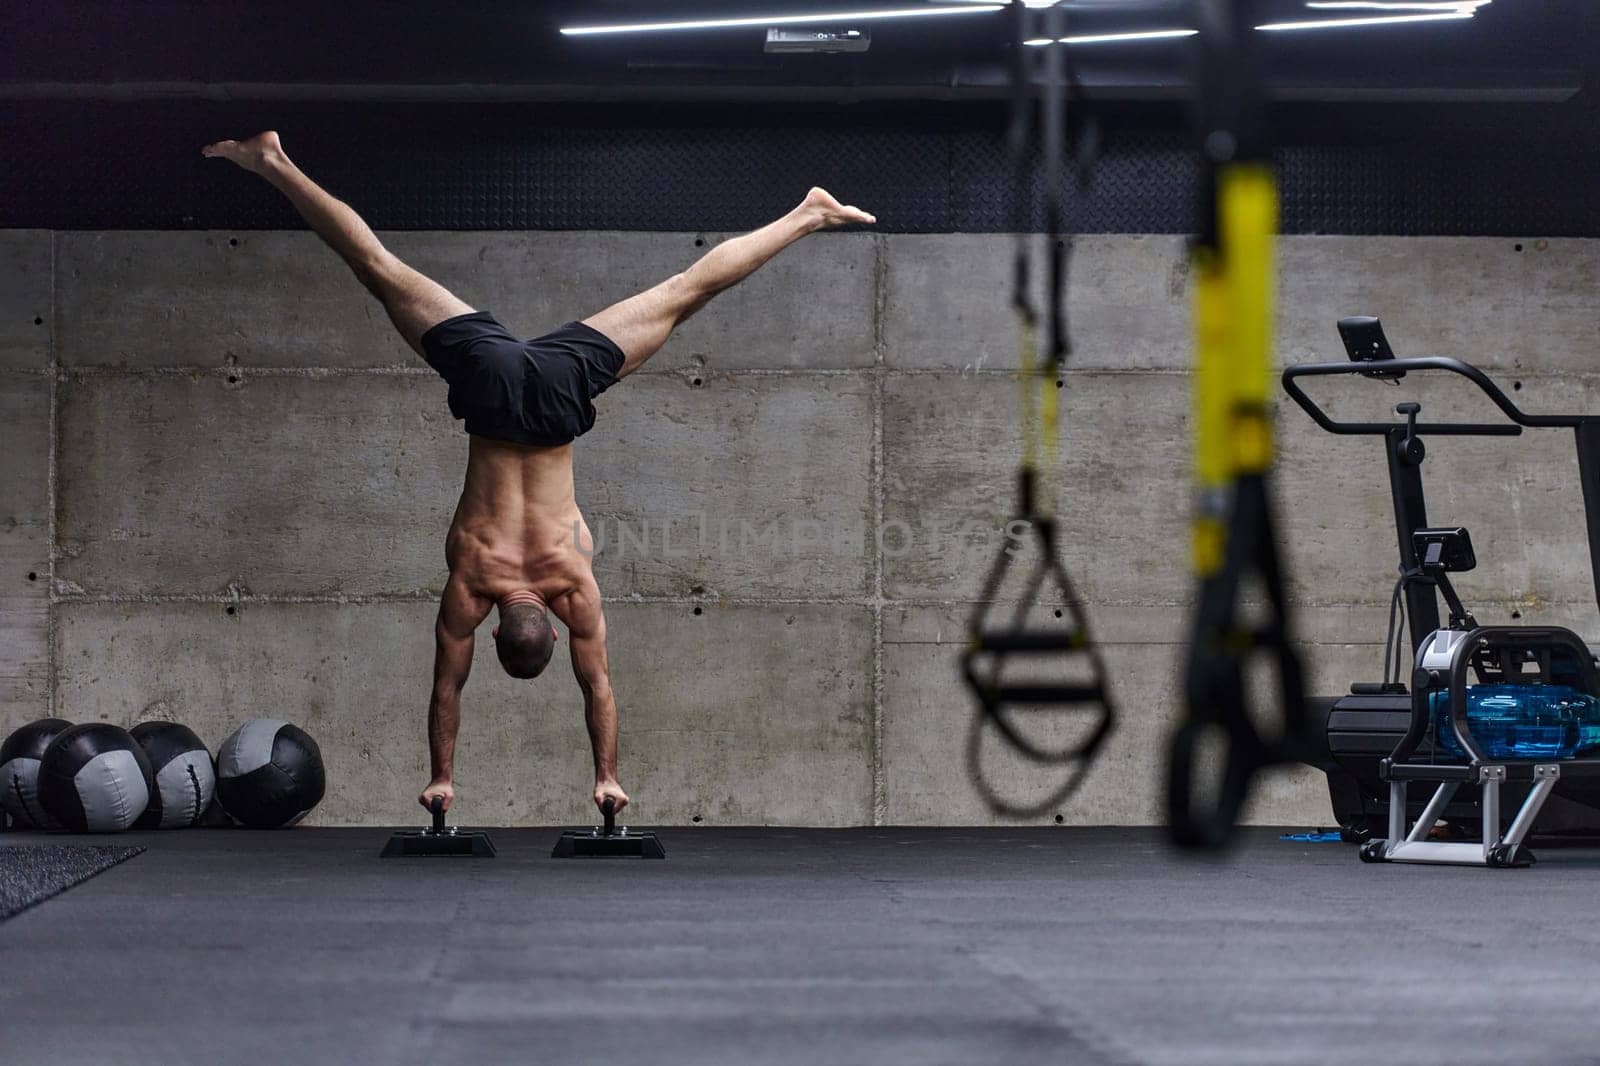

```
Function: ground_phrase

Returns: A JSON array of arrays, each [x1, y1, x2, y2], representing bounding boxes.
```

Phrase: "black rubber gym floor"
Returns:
[[3, 826, 1599, 1066], [0, 844, 144, 920]]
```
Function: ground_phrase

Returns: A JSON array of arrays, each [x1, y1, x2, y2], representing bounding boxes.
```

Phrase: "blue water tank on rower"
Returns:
[[1431, 684, 1600, 760]]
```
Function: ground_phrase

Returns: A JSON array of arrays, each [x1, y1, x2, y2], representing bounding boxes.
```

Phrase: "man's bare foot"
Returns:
[[201, 131, 287, 175], [801, 187, 876, 230]]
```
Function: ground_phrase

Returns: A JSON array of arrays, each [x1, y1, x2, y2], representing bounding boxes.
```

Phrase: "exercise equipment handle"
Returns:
[[1281, 357, 1581, 436], [430, 796, 445, 834], [601, 796, 616, 836]]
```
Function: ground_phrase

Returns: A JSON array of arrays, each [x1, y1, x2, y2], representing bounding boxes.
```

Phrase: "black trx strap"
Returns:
[[963, 1, 1116, 817], [1167, 0, 1307, 849]]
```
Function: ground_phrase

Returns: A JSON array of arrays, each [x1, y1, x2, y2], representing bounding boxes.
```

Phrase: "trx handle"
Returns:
[[964, 511, 1117, 814], [1169, 475, 1307, 848]]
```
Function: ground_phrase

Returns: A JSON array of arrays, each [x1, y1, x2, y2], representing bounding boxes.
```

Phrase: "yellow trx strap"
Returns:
[[1192, 162, 1277, 578]]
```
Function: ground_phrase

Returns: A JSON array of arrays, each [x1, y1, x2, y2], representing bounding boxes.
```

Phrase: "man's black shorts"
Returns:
[[419, 312, 626, 447]]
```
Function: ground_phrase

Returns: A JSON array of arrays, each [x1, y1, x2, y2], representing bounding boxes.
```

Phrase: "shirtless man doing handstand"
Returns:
[[204, 131, 875, 817]]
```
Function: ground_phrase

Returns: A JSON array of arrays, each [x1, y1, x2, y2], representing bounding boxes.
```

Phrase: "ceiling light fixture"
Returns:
[[1025, 28, 1198, 45], [561, 6, 1004, 36], [1257, 10, 1475, 30], [1305, 1, 1489, 10]]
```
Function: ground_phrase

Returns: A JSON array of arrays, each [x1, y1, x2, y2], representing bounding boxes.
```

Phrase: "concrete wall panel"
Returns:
[[438, 231, 879, 373], [581, 374, 874, 599], [882, 370, 1191, 604], [57, 231, 876, 371], [1278, 237, 1600, 371], [54, 601, 873, 827], [57, 373, 461, 597], [883, 235, 1189, 371], [0, 375, 51, 724], [56, 373, 873, 600], [0, 231, 52, 370]]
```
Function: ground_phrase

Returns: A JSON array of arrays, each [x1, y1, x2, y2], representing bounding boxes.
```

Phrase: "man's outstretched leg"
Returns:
[[585, 188, 875, 378], [202, 131, 471, 355]]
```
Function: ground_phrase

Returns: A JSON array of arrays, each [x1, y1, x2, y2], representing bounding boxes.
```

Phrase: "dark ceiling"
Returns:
[[3, 2, 1597, 233], [0, 0, 1590, 105]]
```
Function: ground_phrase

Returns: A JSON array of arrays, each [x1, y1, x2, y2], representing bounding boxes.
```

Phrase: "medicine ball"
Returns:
[[130, 722, 216, 829], [0, 718, 74, 829], [215, 719, 325, 829], [38, 723, 154, 833]]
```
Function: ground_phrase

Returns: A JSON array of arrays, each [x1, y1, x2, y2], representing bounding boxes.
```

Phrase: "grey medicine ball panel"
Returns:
[[151, 755, 216, 828], [0, 718, 73, 829], [74, 750, 150, 832], [216, 721, 325, 829], [217, 719, 289, 777], [131, 722, 215, 829], [1, 757, 46, 829], [39, 723, 154, 834]]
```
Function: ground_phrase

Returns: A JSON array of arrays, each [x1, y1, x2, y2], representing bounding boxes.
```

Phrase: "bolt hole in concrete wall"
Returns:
[[27, 572, 38, 582], [33, 316, 43, 326], [8, 230, 1600, 828]]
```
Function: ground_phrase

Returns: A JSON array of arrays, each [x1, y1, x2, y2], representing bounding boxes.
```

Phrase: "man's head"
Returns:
[[493, 590, 557, 679]]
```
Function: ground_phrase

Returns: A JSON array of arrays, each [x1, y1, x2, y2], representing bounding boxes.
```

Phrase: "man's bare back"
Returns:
[[446, 438, 593, 616], [428, 437, 622, 817], [204, 129, 874, 820]]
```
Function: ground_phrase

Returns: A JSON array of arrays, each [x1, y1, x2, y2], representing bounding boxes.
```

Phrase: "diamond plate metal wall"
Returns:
[[2, 101, 1597, 235]]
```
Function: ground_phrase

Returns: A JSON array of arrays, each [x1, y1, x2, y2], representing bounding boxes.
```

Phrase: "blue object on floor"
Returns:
[[1280, 831, 1344, 843]]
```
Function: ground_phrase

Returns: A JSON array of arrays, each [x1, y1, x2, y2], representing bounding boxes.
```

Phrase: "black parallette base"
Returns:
[[551, 829, 666, 859], [380, 829, 497, 858]]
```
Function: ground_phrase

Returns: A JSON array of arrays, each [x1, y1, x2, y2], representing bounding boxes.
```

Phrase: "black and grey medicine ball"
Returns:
[[38, 723, 154, 833], [215, 719, 325, 829], [130, 722, 216, 829], [0, 718, 74, 829]]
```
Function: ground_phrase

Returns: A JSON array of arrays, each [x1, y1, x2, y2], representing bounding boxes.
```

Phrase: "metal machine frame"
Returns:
[[1283, 352, 1600, 867]]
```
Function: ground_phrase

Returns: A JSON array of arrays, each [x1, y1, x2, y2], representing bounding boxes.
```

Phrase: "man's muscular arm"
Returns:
[[557, 582, 629, 814], [421, 577, 491, 812]]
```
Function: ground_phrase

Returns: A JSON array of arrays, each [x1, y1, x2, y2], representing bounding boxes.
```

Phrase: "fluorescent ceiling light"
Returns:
[[1025, 28, 1198, 45], [562, 6, 1003, 36], [1258, 10, 1474, 30], [1305, 1, 1489, 10]]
